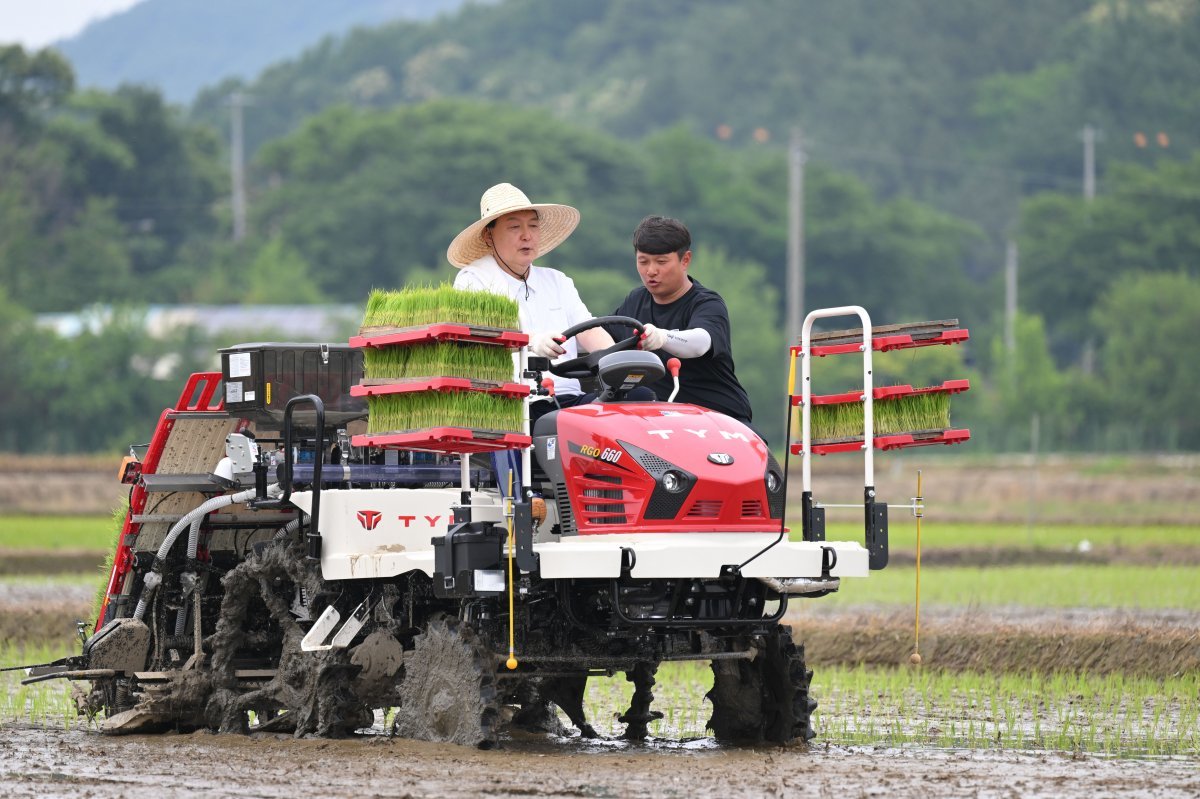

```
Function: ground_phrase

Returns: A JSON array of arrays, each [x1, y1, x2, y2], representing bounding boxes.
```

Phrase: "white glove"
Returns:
[[529, 331, 566, 359], [639, 323, 668, 351]]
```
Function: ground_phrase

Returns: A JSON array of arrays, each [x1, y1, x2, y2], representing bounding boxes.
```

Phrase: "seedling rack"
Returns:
[[789, 307, 971, 569], [792, 379, 971, 454]]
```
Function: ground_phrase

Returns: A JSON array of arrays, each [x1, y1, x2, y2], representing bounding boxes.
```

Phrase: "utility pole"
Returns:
[[1080, 124, 1099, 202], [787, 127, 806, 347], [230, 91, 249, 242], [1004, 238, 1018, 356], [1079, 124, 1101, 374]]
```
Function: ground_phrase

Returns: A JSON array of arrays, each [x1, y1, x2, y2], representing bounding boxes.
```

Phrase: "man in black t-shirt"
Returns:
[[609, 216, 754, 427]]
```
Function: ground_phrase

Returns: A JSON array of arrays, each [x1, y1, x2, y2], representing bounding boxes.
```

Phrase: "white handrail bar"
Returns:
[[800, 305, 874, 493]]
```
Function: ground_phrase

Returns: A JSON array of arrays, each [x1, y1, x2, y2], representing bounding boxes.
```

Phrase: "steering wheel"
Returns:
[[547, 315, 646, 379]]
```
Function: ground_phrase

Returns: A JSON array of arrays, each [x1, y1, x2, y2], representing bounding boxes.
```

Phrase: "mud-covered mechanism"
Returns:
[[23, 307, 969, 748]]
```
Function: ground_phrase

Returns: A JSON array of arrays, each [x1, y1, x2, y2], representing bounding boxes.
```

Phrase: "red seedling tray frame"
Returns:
[[796, 328, 969, 358], [792, 428, 971, 455], [796, 379, 971, 406], [350, 323, 528, 350], [352, 428, 531, 454], [352, 377, 530, 399]]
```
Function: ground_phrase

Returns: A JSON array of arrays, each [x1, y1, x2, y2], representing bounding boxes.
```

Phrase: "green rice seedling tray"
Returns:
[[792, 428, 970, 455], [795, 379, 971, 407], [352, 378, 530, 399], [351, 428, 532, 454], [350, 323, 528, 350], [361, 285, 520, 331], [360, 340, 516, 383]]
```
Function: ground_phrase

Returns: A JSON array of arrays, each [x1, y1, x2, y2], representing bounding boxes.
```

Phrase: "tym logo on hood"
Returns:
[[357, 509, 383, 530], [645, 429, 750, 442]]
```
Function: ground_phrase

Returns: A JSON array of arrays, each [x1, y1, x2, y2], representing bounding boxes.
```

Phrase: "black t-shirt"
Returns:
[[610, 278, 753, 425]]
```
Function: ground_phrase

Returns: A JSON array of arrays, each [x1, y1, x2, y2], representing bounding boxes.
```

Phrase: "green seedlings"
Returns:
[[89, 500, 127, 629], [813, 665, 1199, 756], [362, 285, 520, 331], [363, 342, 515, 383], [366, 391, 524, 435], [0, 641, 79, 729], [810, 392, 952, 440]]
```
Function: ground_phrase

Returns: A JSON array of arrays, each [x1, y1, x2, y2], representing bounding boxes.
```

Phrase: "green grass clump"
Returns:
[[362, 285, 520, 330], [88, 501, 126, 629], [367, 392, 523, 434], [363, 341, 514, 383], [810, 392, 952, 440]]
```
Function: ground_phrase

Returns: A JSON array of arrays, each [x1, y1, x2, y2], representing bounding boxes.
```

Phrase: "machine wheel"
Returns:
[[392, 619, 500, 748], [707, 625, 816, 745]]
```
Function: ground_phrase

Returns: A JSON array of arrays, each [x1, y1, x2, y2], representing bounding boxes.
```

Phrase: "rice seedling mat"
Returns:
[[798, 378, 971, 407], [793, 428, 970, 455], [351, 377, 530, 399], [799, 319, 969, 357], [351, 428, 532, 454], [350, 323, 528, 350]]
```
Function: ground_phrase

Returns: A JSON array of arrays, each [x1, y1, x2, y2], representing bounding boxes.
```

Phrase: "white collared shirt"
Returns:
[[454, 254, 594, 396]]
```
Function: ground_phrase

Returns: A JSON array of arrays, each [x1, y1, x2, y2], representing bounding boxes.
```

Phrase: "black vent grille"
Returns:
[[741, 500, 765, 517], [634, 452, 674, 474], [553, 479, 577, 536], [686, 500, 723, 518], [766, 451, 786, 519], [582, 473, 626, 525]]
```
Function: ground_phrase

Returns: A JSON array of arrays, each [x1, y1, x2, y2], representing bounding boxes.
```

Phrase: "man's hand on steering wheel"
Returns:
[[543, 316, 646, 380]]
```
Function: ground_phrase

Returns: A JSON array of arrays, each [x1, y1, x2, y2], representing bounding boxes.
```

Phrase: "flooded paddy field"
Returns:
[[2, 457, 1198, 797], [2, 721, 1198, 799]]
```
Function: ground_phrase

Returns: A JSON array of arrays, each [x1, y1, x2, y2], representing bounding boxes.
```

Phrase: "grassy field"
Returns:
[[824, 520, 1199, 550], [2, 514, 1197, 553], [0, 515, 120, 550], [820, 564, 1200, 609]]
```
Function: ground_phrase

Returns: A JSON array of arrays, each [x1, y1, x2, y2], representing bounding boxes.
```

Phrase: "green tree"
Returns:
[[1094, 271, 1200, 449], [0, 45, 74, 134], [1019, 153, 1200, 362], [253, 100, 651, 299]]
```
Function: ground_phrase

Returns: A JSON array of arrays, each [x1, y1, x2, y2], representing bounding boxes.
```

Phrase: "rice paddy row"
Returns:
[[4, 646, 1194, 757], [577, 662, 1199, 756]]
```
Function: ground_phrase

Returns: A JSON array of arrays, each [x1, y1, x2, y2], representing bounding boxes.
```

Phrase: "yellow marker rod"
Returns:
[[910, 469, 924, 666], [505, 472, 518, 670]]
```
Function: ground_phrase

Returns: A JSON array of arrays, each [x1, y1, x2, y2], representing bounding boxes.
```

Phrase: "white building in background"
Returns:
[[36, 304, 364, 341]]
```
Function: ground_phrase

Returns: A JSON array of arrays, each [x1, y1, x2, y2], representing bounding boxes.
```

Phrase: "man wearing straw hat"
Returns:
[[449, 182, 617, 417]]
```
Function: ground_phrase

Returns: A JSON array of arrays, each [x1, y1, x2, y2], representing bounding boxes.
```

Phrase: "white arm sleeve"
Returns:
[[660, 327, 712, 359]]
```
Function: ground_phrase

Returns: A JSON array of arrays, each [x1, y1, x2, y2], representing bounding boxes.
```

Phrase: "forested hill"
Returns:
[[190, 0, 1200, 236], [56, 0, 490, 102]]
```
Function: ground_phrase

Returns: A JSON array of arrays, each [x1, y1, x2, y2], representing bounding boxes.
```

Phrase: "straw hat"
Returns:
[[447, 183, 580, 268]]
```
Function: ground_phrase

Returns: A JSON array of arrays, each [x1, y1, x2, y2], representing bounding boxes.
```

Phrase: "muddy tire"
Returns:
[[707, 625, 816, 745], [392, 619, 499, 748]]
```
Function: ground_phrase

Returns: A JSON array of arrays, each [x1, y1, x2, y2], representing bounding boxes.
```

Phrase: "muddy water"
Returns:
[[0, 723, 1196, 799]]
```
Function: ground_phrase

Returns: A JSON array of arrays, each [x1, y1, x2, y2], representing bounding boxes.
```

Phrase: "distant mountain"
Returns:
[[54, 0, 490, 102]]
